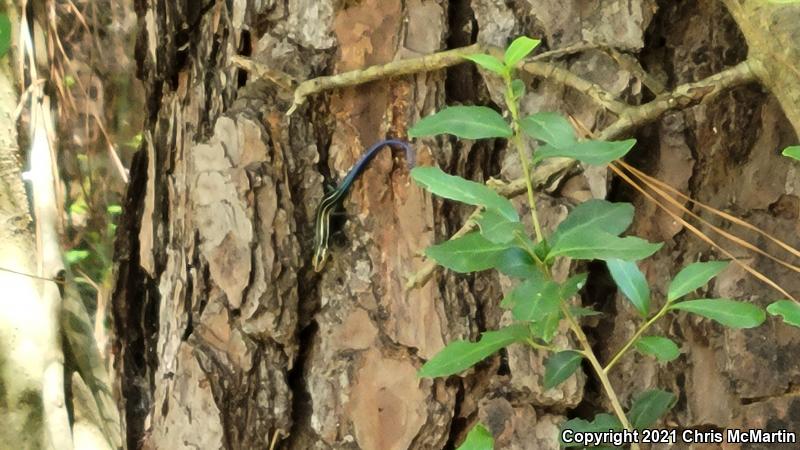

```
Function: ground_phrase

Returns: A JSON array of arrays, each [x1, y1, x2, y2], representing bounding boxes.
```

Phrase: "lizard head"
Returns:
[[312, 245, 329, 272]]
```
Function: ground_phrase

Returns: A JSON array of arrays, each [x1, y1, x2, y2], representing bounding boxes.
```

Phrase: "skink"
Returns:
[[312, 139, 415, 272]]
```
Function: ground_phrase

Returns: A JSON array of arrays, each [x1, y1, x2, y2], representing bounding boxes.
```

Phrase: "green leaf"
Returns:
[[476, 209, 524, 244], [606, 259, 650, 316], [530, 306, 562, 343], [628, 389, 676, 429], [519, 112, 576, 149], [669, 299, 766, 328], [516, 233, 540, 257], [551, 200, 635, 246], [570, 306, 602, 317], [456, 423, 494, 450], [66, 249, 90, 264], [507, 276, 552, 313], [70, 198, 88, 215], [107, 204, 123, 214], [560, 273, 588, 299], [126, 133, 144, 148], [767, 300, 800, 328], [783, 146, 800, 161], [667, 261, 729, 302], [561, 414, 622, 447], [513, 281, 562, 342], [0, 15, 10, 58], [496, 247, 539, 279], [412, 167, 519, 221], [635, 336, 680, 362], [418, 324, 529, 378], [504, 36, 541, 67], [535, 139, 637, 166], [500, 271, 547, 308], [544, 351, 583, 389], [533, 240, 549, 261], [511, 279, 559, 319], [510, 79, 525, 99], [425, 232, 509, 273], [409, 106, 512, 139], [548, 232, 662, 262], [464, 54, 507, 75]]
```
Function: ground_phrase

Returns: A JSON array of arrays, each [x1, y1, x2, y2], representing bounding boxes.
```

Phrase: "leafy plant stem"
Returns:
[[503, 75, 545, 244], [513, 231, 542, 265], [501, 67, 634, 437], [524, 337, 558, 353], [560, 303, 637, 444], [500, 69, 633, 430], [604, 303, 670, 373]]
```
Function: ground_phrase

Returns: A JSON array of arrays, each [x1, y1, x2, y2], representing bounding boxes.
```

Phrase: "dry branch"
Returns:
[[234, 43, 625, 116]]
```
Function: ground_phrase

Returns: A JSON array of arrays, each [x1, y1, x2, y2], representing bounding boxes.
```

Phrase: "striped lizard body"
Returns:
[[312, 139, 414, 272]]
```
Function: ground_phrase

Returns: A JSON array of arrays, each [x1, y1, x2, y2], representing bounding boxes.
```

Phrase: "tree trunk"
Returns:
[[0, 15, 53, 450], [112, 1, 800, 449]]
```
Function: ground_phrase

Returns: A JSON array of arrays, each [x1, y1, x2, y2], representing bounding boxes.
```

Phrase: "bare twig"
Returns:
[[90, 112, 129, 183], [286, 44, 484, 114], [529, 42, 599, 61], [233, 42, 625, 116], [520, 61, 628, 114], [605, 60, 756, 137], [0, 265, 64, 283], [601, 46, 666, 94], [230, 55, 296, 91]]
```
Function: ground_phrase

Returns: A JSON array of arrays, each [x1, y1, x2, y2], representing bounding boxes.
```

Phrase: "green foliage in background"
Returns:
[[66, 152, 123, 315], [783, 145, 800, 161], [456, 423, 494, 450], [0, 14, 10, 58]]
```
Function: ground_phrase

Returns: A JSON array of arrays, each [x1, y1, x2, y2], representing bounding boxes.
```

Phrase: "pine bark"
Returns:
[[113, 1, 800, 448]]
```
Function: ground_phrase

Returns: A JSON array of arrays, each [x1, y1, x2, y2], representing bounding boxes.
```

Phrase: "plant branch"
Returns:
[[230, 55, 297, 91], [519, 61, 628, 114], [0, 265, 65, 283], [403, 157, 576, 290], [525, 338, 557, 353], [505, 71, 634, 440], [234, 43, 624, 115], [239, 45, 761, 297], [560, 303, 636, 444], [504, 74, 545, 242], [286, 44, 483, 114], [603, 303, 670, 373], [405, 59, 757, 291], [604, 60, 756, 138]]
